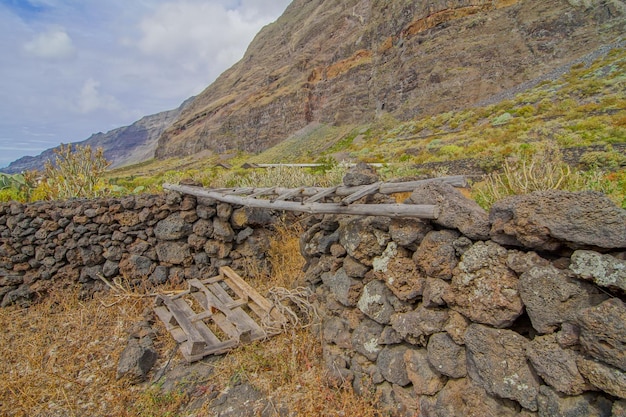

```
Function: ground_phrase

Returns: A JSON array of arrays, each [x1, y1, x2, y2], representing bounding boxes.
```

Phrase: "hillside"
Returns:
[[155, 0, 626, 159], [1, 98, 193, 174]]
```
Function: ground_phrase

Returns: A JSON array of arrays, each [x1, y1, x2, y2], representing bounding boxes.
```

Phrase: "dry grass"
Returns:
[[0, 283, 186, 417], [1, 222, 382, 417]]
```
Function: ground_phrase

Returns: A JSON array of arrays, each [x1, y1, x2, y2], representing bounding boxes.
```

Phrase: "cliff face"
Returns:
[[1, 98, 193, 174], [155, 0, 626, 159]]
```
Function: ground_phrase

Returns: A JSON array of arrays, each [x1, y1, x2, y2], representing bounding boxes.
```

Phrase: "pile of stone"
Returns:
[[0, 192, 277, 307], [302, 172, 626, 416]]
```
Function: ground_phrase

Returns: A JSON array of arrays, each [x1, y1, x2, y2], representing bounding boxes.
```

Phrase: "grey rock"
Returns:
[[507, 250, 550, 275], [149, 266, 169, 285], [519, 265, 607, 334], [1, 284, 33, 307], [409, 181, 490, 240], [377, 345, 410, 386], [322, 316, 351, 349], [351, 318, 384, 361], [389, 218, 432, 248], [192, 219, 214, 238], [427, 332, 467, 379], [116, 335, 157, 383], [102, 260, 119, 278], [321, 267, 363, 307], [230, 207, 274, 228], [154, 212, 192, 240], [342, 162, 379, 186], [526, 334, 591, 395], [490, 190, 626, 250], [338, 217, 389, 266], [155, 242, 191, 265], [465, 323, 541, 411], [390, 306, 449, 346], [537, 385, 613, 417], [212, 218, 235, 242], [570, 250, 626, 291], [422, 278, 449, 308], [120, 254, 155, 279], [444, 241, 523, 328], [343, 256, 370, 278], [405, 348, 446, 395], [357, 280, 397, 324]]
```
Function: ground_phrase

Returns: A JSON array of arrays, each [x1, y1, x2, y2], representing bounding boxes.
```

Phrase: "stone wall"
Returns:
[[0, 192, 278, 307], [301, 182, 626, 416]]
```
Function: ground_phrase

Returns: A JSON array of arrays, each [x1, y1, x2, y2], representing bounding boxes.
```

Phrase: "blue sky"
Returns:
[[0, 0, 291, 168]]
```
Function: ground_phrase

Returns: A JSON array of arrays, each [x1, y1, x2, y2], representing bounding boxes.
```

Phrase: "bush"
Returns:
[[38, 144, 111, 200]]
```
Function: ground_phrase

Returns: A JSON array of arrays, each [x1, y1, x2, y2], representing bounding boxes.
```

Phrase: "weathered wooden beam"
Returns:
[[341, 182, 381, 206], [163, 183, 439, 219]]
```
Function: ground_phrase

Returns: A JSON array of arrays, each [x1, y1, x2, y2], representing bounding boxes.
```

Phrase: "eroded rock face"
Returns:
[[576, 357, 626, 400], [321, 267, 363, 307], [519, 264, 607, 334], [413, 230, 459, 280], [357, 280, 400, 325], [576, 298, 626, 372], [427, 332, 467, 379], [390, 306, 449, 346], [377, 345, 410, 387], [374, 242, 424, 301], [338, 217, 389, 266], [444, 241, 523, 328], [404, 348, 446, 395], [465, 324, 541, 411], [490, 190, 626, 250]]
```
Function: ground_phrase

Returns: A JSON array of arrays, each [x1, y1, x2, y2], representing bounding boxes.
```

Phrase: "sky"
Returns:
[[0, 0, 292, 168]]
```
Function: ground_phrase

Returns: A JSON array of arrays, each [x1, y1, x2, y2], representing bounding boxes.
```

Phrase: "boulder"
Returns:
[[321, 268, 363, 307], [465, 323, 541, 411], [536, 385, 613, 417], [212, 218, 235, 242], [116, 328, 157, 384], [322, 316, 352, 349], [570, 250, 626, 292], [444, 241, 523, 328], [413, 230, 459, 280], [519, 264, 607, 334], [526, 334, 591, 395], [377, 345, 410, 386], [490, 190, 626, 251], [576, 298, 626, 372], [230, 207, 274, 228], [422, 278, 449, 308], [119, 254, 154, 279], [408, 181, 490, 240], [427, 332, 467, 379], [576, 357, 626, 400], [390, 306, 449, 346], [405, 348, 446, 395]]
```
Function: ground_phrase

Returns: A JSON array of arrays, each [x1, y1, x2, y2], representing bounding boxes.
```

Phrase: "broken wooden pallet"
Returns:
[[154, 266, 287, 362]]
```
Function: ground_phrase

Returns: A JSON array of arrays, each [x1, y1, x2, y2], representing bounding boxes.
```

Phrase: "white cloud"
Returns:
[[78, 78, 121, 114], [23, 28, 75, 59]]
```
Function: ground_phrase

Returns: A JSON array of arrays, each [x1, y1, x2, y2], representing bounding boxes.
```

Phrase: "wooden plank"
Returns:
[[341, 182, 381, 206], [247, 186, 277, 198], [190, 292, 240, 340], [163, 183, 439, 219], [272, 187, 305, 202], [188, 278, 232, 317], [154, 305, 177, 329], [207, 282, 265, 340], [220, 267, 286, 325], [303, 185, 340, 203], [161, 297, 206, 355]]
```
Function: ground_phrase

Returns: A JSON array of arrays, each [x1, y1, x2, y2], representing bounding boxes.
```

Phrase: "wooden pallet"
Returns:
[[154, 266, 286, 362]]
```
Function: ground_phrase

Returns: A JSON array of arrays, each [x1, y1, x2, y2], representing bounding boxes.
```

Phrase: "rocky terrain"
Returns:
[[155, 0, 626, 159]]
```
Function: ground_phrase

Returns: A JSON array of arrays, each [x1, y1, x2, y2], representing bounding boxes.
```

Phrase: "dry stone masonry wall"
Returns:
[[301, 182, 626, 417], [0, 192, 278, 307]]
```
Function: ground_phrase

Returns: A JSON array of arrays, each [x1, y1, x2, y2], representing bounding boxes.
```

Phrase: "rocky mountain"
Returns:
[[1, 98, 193, 174], [155, 0, 626, 159]]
